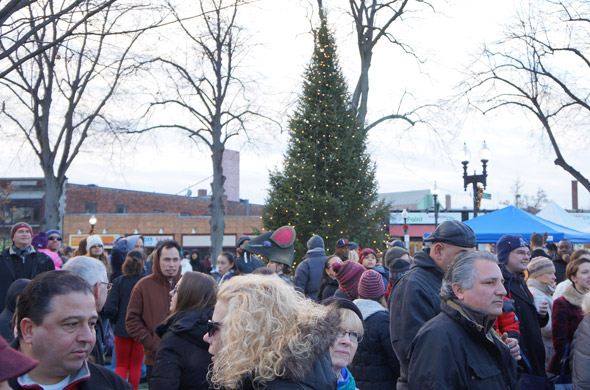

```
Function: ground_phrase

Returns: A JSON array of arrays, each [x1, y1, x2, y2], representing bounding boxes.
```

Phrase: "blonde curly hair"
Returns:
[[209, 274, 331, 389]]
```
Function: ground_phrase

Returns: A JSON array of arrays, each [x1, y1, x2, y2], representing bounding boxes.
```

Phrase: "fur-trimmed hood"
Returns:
[[278, 307, 340, 384]]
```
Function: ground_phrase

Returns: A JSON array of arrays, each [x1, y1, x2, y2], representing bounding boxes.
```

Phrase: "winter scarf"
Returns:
[[527, 277, 555, 297], [11, 245, 33, 260], [337, 367, 357, 390]]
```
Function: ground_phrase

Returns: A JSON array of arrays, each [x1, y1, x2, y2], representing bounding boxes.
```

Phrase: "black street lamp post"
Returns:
[[461, 141, 490, 218], [432, 182, 440, 227]]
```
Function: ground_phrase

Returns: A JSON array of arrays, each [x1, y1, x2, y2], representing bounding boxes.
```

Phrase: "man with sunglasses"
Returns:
[[46, 229, 69, 265], [63, 256, 111, 366], [0, 222, 54, 312], [497, 234, 549, 379]]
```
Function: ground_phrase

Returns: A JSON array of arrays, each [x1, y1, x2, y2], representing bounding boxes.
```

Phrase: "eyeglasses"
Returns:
[[207, 321, 223, 337], [48, 236, 61, 241], [99, 282, 113, 291], [335, 329, 363, 343], [172, 285, 178, 295]]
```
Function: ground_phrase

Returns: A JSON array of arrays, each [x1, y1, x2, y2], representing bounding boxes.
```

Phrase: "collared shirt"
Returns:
[[18, 361, 91, 390]]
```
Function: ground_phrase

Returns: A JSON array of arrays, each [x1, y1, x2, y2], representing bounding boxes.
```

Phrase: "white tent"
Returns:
[[537, 201, 590, 233]]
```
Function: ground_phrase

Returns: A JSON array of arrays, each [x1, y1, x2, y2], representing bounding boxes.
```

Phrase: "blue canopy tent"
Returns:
[[463, 205, 590, 244]]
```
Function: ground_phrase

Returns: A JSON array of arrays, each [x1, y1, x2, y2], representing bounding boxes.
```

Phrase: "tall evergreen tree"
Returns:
[[262, 16, 388, 264]]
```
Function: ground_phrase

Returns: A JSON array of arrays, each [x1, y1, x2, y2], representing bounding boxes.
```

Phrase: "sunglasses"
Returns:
[[207, 321, 223, 337], [48, 236, 62, 241]]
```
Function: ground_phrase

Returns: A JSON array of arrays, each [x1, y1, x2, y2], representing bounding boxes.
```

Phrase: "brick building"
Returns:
[[1, 178, 264, 252]]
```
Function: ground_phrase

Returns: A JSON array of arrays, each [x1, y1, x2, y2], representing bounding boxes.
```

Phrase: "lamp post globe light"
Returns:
[[461, 141, 490, 218], [89, 215, 97, 234], [401, 209, 409, 249], [431, 181, 440, 227]]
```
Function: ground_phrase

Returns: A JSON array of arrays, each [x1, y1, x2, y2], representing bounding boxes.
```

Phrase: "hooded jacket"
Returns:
[[408, 300, 518, 390], [125, 247, 180, 366], [349, 299, 399, 390], [150, 308, 214, 390], [239, 308, 340, 390], [0, 246, 54, 312], [294, 248, 328, 301], [388, 249, 444, 390], [110, 235, 143, 280]]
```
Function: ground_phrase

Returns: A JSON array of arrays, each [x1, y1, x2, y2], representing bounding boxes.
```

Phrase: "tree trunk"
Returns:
[[42, 172, 63, 231], [209, 133, 225, 269]]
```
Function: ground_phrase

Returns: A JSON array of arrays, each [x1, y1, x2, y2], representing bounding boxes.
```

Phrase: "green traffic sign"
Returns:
[[482, 193, 492, 200]]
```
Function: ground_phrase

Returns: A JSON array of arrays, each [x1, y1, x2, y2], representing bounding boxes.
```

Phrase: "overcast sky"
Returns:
[[1, 0, 589, 213]]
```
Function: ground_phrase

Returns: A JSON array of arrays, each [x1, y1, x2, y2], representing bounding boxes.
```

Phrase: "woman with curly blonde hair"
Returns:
[[204, 274, 340, 389]]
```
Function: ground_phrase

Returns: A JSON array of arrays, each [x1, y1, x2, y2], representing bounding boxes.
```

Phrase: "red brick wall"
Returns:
[[63, 214, 264, 245], [65, 184, 263, 216]]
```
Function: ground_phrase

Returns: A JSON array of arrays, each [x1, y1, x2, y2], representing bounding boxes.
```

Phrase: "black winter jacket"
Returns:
[[228, 308, 340, 390], [408, 300, 518, 390], [349, 299, 399, 389], [8, 359, 132, 390], [103, 273, 144, 338], [318, 277, 338, 301], [501, 266, 548, 377], [0, 247, 54, 312], [239, 352, 336, 390], [294, 249, 328, 301], [388, 250, 444, 389], [150, 308, 214, 390]]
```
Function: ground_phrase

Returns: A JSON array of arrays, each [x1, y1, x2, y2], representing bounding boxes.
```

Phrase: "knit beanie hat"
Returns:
[[320, 296, 363, 322], [384, 247, 410, 269], [307, 235, 325, 250], [496, 234, 529, 265], [358, 270, 385, 300], [389, 258, 411, 283], [332, 260, 365, 299], [86, 234, 103, 249], [11, 222, 32, 242], [46, 229, 62, 239], [527, 256, 556, 280], [31, 231, 48, 249], [359, 248, 376, 264]]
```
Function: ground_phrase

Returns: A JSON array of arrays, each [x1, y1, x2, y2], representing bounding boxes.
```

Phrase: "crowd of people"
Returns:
[[1, 219, 590, 390]]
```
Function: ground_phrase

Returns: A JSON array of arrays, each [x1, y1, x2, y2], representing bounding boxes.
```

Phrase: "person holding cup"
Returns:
[[549, 251, 590, 375], [527, 256, 557, 370]]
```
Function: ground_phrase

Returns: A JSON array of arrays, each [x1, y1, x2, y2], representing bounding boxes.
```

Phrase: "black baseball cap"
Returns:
[[424, 220, 476, 248]]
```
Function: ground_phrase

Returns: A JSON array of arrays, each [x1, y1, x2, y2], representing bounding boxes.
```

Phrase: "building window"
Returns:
[[85, 202, 97, 214], [116, 205, 128, 214], [180, 212, 191, 216], [154, 210, 164, 214]]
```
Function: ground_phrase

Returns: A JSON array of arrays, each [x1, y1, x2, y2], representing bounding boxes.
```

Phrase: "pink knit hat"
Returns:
[[358, 270, 385, 300], [332, 260, 365, 299]]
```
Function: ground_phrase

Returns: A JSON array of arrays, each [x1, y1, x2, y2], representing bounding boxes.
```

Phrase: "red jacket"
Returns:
[[549, 286, 584, 375], [125, 249, 181, 366]]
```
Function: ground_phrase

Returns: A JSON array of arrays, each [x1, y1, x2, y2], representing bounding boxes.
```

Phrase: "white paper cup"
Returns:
[[534, 297, 547, 312]]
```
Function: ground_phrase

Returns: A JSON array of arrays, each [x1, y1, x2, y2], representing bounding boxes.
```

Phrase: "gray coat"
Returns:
[[572, 293, 590, 390]]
